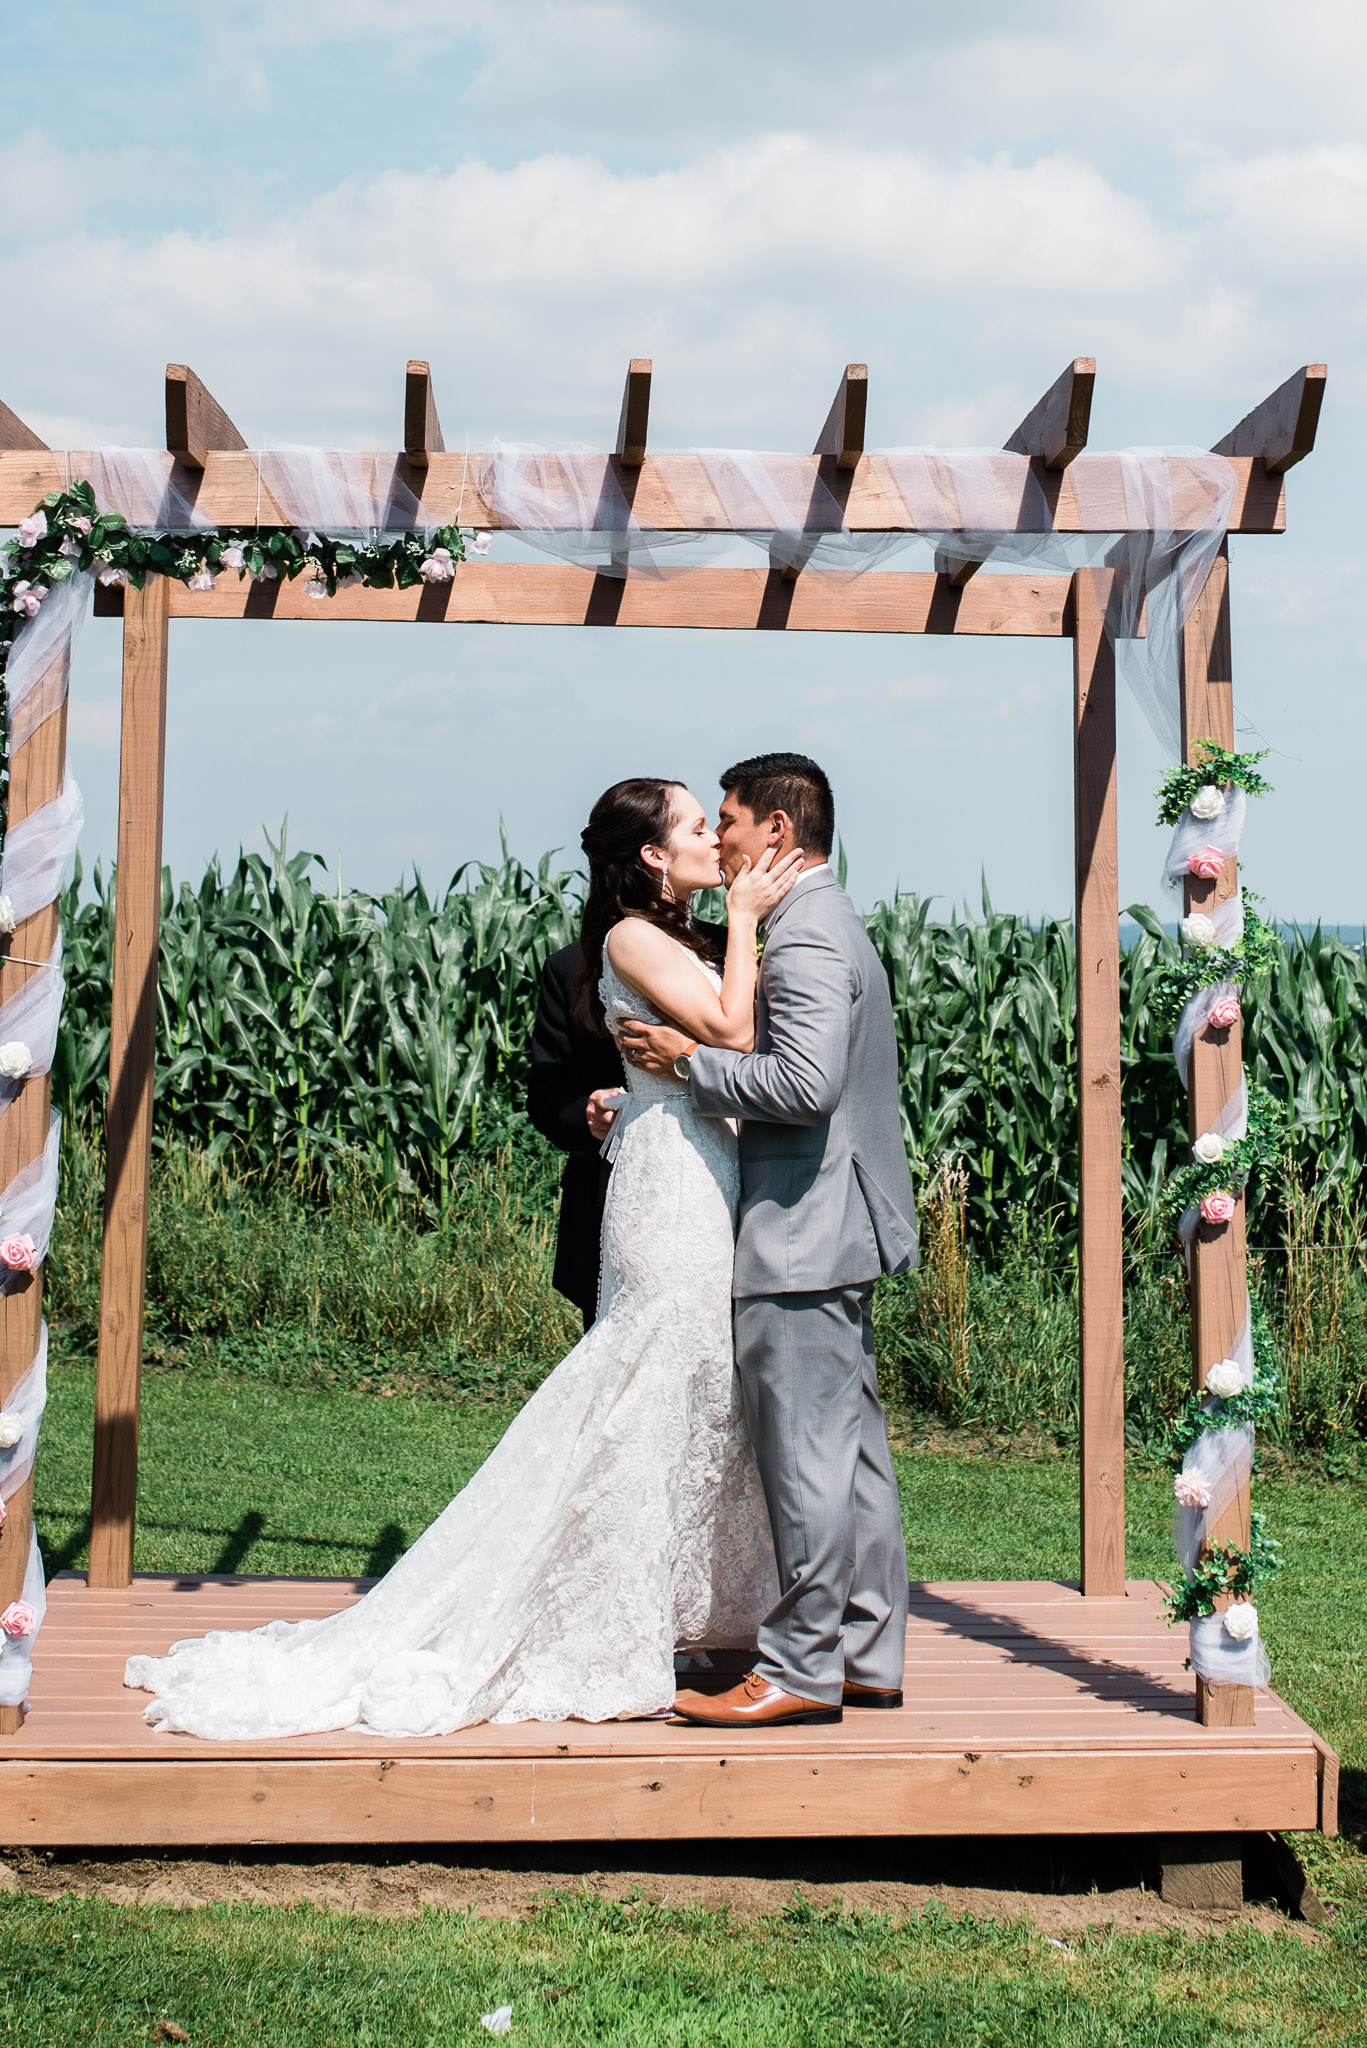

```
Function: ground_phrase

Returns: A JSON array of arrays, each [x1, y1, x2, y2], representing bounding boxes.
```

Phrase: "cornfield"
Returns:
[[53, 839, 1367, 1247]]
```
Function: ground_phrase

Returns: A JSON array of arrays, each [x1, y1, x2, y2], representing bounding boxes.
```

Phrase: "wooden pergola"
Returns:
[[0, 358, 1336, 1873]]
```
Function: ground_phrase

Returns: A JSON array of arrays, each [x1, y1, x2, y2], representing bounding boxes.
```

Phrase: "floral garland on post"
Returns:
[[1150, 742, 1288, 1669], [1, 482, 491, 837]]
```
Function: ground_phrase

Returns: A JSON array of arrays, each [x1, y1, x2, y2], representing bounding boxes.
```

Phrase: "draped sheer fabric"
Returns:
[[0, 1326, 48, 1708]]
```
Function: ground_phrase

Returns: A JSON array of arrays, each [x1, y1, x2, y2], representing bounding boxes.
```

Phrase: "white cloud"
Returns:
[[0, 135, 1282, 449]]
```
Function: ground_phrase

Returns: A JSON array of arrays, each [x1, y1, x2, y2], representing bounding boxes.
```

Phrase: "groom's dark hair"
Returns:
[[720, 752, 834, 859]]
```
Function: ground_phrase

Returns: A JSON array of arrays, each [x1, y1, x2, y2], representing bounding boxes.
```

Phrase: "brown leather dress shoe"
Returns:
[[842, 1680, 904, 1709], [672, 1670, 842, 1727]]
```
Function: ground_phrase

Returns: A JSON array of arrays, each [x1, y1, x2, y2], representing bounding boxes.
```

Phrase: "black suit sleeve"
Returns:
[[527, 945, 613, 1156]]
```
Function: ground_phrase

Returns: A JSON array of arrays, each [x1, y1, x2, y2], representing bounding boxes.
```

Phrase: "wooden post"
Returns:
[[1179, 544, 1255, 1728], [89, 578, 170, 1590], [0, 651, 70, 1733], [1072, 569, 1126, 1596]]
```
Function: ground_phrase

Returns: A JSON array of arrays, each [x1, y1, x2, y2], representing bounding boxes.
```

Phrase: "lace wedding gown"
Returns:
[[124, 942, 777, 1739]]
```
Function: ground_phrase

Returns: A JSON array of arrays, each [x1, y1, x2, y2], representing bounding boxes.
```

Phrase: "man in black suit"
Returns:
[[526, 944, 626, 1331]]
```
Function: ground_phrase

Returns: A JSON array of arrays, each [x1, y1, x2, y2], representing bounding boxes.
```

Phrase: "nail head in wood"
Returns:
[[616, 359, 652, 468], [165, 365, 246, 471], [404, 360, 445, 470], [814, 364, 868, 470], [1212, 364, 1327, 475], [1005, 358, 1095, 470]]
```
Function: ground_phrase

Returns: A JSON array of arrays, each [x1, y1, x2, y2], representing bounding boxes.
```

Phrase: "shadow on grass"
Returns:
[[363, 1522, 409, 1577], [211, 1511, 266, 1576]]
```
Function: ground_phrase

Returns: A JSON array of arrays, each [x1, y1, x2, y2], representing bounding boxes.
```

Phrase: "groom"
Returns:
[[620, 753, 918, 1727]]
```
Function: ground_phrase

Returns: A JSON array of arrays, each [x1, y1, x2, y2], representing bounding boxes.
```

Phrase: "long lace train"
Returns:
[[124, 949, 777, 1738]]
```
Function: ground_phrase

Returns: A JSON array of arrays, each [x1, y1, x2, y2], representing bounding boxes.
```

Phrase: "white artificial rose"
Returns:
[[0, 1413, 22, 1450], [0, 896, 15, 936], [1205, 1359, 1244, 1399], [0, 1041, 32, 1081], [16, 511, 47, 547], [1181, 912, 1216, 948], [1189, 784, 1224, 821], [1193, 1131, 1225, 1165], [1222, 1601, 1258, 1643], [219, 544, 246, 571]]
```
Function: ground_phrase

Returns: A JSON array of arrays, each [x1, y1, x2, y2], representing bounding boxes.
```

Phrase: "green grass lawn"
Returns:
[[14, 1364, 1367, 2046]]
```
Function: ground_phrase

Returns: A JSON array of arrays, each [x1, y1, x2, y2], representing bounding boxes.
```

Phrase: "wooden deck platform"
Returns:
[[0, 1574, 1336, 1847]]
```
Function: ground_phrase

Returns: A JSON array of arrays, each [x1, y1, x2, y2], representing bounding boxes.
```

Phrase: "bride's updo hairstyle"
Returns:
[[575, 777, 717, 1033]]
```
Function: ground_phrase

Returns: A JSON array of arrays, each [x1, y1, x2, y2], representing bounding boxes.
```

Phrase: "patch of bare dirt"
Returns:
[[0, 1842, 1317, 1941]]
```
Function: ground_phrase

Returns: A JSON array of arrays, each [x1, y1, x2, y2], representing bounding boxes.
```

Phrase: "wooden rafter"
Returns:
[[943, 358, 1095, 586], [615, 359, 652, 468], [0, 399, 48, 452], [1212, 364, 1326, 474], [404, 360, 445, 469], [0, 448, 1291, 534], [1006, 358, 1095, 470], [165, 365, 246, 470], [814, 364, 867, 470]]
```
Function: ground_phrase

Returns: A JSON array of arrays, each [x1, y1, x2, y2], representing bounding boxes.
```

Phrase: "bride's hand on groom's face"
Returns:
[[619, 1019, 691, 1077], [726, 845, 804, 924]]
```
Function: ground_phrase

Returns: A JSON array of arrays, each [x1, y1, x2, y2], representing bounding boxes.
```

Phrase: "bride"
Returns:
[[124, 778, 802, 1739]]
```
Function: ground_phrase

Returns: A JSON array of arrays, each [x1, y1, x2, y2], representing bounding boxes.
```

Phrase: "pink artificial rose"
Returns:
[[0, 1233, 38, 1271], [16, 511, 47, 547], [0, 1600, 37, 1637], [1187, 845, 1226, 881], [1199, 1189, 1237, 1226], [1207, 993, 1241, 1030], [1173, 1472, 1212, 1509]]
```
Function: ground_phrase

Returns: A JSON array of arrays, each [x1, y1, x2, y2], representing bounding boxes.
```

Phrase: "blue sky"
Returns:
[[2, 2, 1363, 917]]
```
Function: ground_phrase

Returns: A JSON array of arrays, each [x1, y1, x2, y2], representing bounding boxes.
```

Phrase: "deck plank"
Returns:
[[3, 1574, 1331, 1840]]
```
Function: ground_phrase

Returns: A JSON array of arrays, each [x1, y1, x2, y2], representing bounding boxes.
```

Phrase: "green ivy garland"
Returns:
[[1154, 741, 1273, 826], [1146, 900, 1282, 1030], [1164, 1512, 1283, 1626], [1155, 745, 1290, 1628], [1158, 1083, 1286, 1224], [2, 481, 477, 838]]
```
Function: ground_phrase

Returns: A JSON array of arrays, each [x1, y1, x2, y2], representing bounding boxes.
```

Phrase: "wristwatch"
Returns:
[[673, 1040, 699, 1082]]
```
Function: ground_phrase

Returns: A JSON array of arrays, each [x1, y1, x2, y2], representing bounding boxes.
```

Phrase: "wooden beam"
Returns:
[[0, 451, 1289, 535], [0, 1747, 1318, 1846], [0, 400, 48, 452], [1006, 359, 1095, 469], [1071, 569, 1126, 1598], [1213, 365, 1326, 475], [1179, 543, 1254, 1731], [615, 359, 652, 468], [165, 365, 246, 471], [404, 360, 445, 469], [814, 364, 868, 470], [0, 665, 70, 1734], [146, 562, 1072, 636], [89, 578, 170, 1590], [945, 359, 1096, 586]]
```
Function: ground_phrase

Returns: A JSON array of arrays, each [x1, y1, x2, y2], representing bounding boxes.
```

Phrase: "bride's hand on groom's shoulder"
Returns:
[[727, 846, 804, 924]]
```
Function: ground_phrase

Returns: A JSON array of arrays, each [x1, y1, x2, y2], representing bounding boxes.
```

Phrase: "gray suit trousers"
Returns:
[[734, 1286, 909, 1705]]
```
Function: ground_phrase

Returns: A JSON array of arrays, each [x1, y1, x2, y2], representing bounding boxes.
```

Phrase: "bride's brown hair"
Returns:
[[575, 778, 718, 1034]]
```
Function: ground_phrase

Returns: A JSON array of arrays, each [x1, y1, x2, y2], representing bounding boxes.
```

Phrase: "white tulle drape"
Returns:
[[0, 1325, 48, 1708], [476, 445, 1235, 754], [1161, 762, 1269, 1686], [0, 936, 64, 1120]]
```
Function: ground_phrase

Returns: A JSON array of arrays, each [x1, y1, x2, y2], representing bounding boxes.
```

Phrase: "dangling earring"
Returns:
[[660, 861, 673, 903]]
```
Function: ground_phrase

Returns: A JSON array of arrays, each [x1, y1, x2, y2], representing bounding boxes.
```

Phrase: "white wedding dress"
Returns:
[[124, 941, 777, 1739]]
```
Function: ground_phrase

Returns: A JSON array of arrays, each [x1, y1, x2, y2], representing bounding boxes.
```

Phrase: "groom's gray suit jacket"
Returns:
[[689, 866, 918, 1297]]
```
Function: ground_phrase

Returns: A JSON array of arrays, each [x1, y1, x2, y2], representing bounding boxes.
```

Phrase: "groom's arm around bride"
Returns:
[[624, 752, 918, 1727]]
